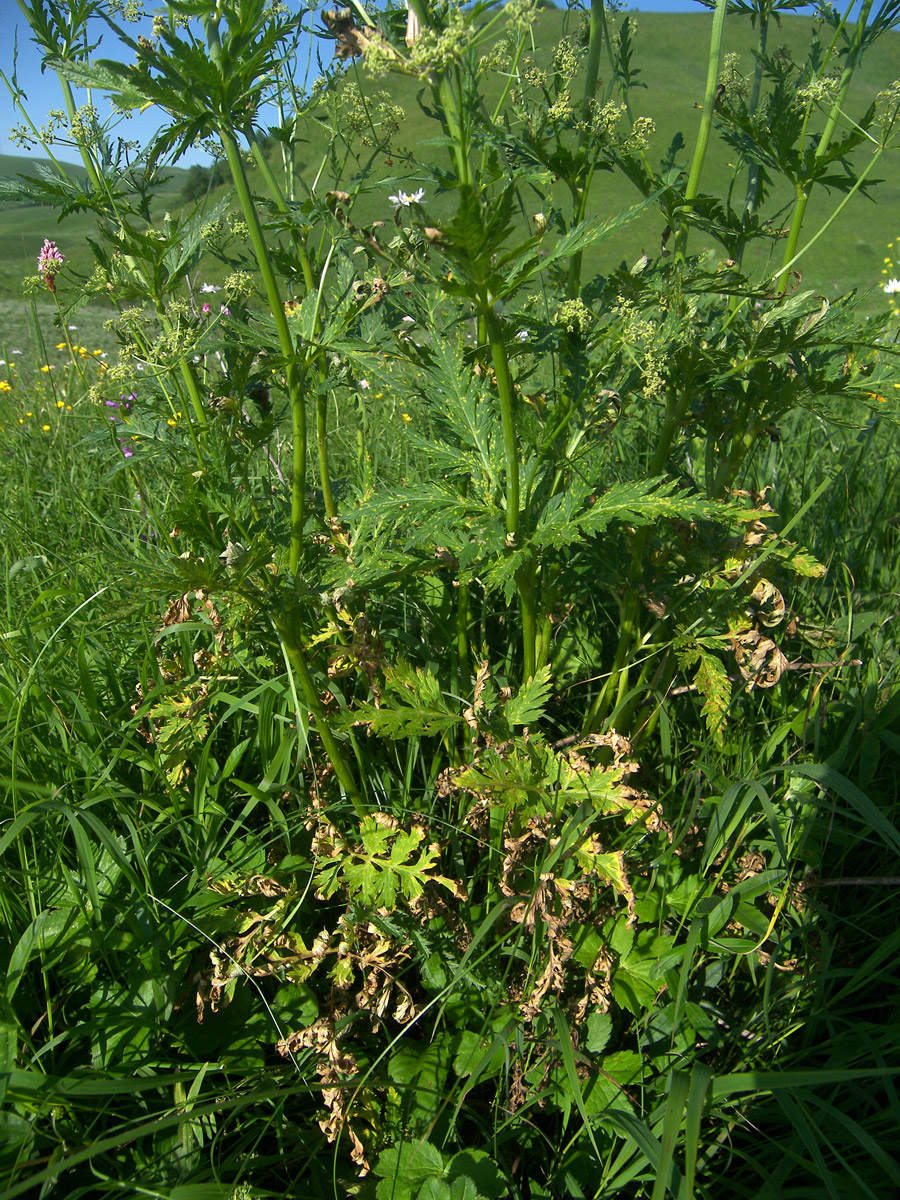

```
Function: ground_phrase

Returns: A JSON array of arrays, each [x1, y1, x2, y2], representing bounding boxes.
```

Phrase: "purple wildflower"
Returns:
[[37, 239, 65, 292], [119, 439, 134, 459], [220, 305, 231, 316], [202, 302, 211, 315]]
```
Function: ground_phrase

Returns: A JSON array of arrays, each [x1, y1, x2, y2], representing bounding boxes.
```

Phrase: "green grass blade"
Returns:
[[651, 1071, 690, 1200]]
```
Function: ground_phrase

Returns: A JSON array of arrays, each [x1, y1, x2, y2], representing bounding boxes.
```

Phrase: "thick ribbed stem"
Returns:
[[674, 0, 729, 262], [486, 309, 520, 546], [214, 122, 306, 567], [203, 15, 363, 809], [486, 307, 537, 679], [566, 0, 606, 297]]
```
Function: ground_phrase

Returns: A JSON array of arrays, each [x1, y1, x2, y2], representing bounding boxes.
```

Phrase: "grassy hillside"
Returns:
[[314, 9, 900, 301], [0, 8, 897, 317], [0, 152, 187, 294]]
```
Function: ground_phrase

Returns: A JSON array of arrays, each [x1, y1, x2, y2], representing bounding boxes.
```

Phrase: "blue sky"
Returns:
[[0, 0, 822, 168]]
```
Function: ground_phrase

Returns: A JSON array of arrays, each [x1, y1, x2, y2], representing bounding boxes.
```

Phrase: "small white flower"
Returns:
[[402, 315, 415, 324], [883, 278, 900, 294], [515, 330, 529, 342], [12, 349, 22, 355], [389, 188, 425, 207], [358, 378, 370, 389], [67, 324, 78, 330], [200, 283, 222, 293]]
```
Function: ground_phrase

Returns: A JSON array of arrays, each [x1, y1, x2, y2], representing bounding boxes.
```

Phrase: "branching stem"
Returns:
[[777, 0, 874, 294]]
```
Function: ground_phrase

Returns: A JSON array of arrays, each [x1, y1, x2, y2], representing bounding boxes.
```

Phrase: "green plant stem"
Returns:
[[438, 69, 471, 190], [201, 17, 362, 809], [316, 385, 338, 523], [177, 358, 210, 433], [407, 0, 471, 188], [248, 130, 316, 296], [485, 306, 536, 678], [454, 482, 472, 694], [772, 137, 886, 291], [456, 581, 471, 687], [485, 308, 520, 545], [213, 121, 307, 570], [566, 0, 605, 298], [276, 622, 365, 817], [248, 133, 339, 522], [203, 15, 307, 567], [777, 0, 874, 295], [581, 0, 606, 129], [674, 0, 729, 263]]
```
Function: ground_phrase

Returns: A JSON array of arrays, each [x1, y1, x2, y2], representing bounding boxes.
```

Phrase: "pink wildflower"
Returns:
[[202, 302, 211, 314], [220, 305, 231, 316], [37, 239, 65, 292]]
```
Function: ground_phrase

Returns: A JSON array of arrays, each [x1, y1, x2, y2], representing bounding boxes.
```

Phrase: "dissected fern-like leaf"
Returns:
[[343, 660, 460, 739], [505, 664, 553, 727], [676, 638, 733, 746], [315, 816, 459, 910]]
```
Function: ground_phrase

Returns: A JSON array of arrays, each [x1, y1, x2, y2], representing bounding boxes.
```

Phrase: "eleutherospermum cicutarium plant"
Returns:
[[6, 0, 900, 1195]]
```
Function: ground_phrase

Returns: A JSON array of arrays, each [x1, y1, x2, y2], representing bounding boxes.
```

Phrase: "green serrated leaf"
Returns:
[[316, 816, 459, 911], [375, 1141, 445, 1200], [585, 1011, 613, 1055], [504, 664, 552, 727], [345, 662, 460, 740]]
